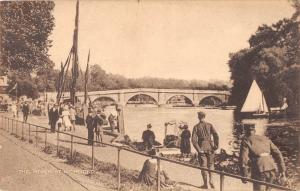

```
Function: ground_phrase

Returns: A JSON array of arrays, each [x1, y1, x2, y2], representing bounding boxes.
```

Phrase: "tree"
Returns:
[[228, 4, 300, 113], [0, 1, 55, 98]]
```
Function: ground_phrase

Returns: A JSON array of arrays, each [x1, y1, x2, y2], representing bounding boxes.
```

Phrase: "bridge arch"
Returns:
[[126, 93, 158, 106], [199, 96, 223, 106], [165, 95, 193, 106], [92, 96, 116, 107]]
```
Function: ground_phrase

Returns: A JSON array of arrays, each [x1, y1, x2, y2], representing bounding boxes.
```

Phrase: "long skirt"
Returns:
[[62, 116, 72, 128]]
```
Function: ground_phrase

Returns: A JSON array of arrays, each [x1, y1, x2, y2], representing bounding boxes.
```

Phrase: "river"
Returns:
[[121, 107, 269, 154]]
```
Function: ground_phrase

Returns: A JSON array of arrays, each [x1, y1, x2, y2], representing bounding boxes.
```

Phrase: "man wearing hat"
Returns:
[[192, 111, 219, 189], [86, 108, 95, 145], [93, 109, 105, 144], [239, 123, 286, 191], [142, 124, 156, 150], [22, 101, 30, 123], [48, 104, 59, 133]]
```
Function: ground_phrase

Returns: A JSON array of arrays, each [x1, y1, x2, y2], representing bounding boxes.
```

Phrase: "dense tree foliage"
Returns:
[[1, 1, 55, 98], [228, 3, 300, 113]]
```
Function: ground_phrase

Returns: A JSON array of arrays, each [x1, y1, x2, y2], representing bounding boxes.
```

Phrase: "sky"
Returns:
[[49, 0, 295, 81]]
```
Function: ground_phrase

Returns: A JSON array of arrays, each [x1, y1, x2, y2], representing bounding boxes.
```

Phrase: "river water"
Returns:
[[121, 107, 268, 154]]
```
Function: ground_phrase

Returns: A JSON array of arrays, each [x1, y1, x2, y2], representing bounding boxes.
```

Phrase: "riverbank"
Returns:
[[1, 112, 295, 191], [0, 124, 188, 191]]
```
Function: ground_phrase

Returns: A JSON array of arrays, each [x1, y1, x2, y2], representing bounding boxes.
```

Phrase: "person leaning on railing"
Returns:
[[239, 123, 286, 191]]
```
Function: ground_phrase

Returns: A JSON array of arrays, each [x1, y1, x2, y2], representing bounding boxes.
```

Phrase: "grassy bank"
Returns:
[[41, 143, 189, 191]]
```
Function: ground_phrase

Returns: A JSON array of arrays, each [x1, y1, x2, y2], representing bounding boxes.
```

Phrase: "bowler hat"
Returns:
[[147, 123, 152, 128], [244, 123, 255, 131]]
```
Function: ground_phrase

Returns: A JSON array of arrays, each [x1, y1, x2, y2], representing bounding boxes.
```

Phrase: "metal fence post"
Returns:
[[117, 148, 121, 191], [11, 119, 13, 134], [16, 120, 18, 136], [92, 140, 94, 170], [220, 173, 225, 191], [157, 158, 161, 191], [70, 135, 73, 158], [57, 127, 60, 156], [6, 117, 8, 132], [44, 129, 47, 147], [28, 124, 31, 143], [8, 118, 10, 132], [21, 122, 24, 139], [35, 125, 38, 147]]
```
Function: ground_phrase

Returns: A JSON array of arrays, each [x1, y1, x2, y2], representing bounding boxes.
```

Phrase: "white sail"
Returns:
[[241, 80, 269, 113]]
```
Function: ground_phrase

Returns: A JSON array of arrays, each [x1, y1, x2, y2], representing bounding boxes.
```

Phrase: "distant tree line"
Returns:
[[228, 1, 300, 113], [61, 64, 230, 92]]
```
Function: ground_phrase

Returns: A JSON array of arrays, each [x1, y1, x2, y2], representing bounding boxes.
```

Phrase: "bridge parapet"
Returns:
[[50, 88, 230, 106]]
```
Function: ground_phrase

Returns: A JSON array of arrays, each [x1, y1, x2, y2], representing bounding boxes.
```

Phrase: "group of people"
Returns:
[[85, 107, 119, 145], [139, 111, 286, 191], [48, 103, 76, 133], [10, 101, 30, 122]]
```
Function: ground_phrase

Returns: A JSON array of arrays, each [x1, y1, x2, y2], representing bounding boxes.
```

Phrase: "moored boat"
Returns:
[[240, 80, 269, 118]]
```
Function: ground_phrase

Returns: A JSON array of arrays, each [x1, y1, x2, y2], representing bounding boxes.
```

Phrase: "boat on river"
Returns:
[[240, 80, 269, 118]]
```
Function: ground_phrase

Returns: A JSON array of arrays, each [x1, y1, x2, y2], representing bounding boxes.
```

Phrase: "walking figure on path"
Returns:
[[11, 102, 17, 118], [239, 123, 286, 191], [49, 104, 59, 133], [62, 105, 72, 131], [192, 111, 219, 189], [22, 102, 29, 123], [86, 108, 94, 145], [93, 110, 104, 145], [69, 105, 76, 131]]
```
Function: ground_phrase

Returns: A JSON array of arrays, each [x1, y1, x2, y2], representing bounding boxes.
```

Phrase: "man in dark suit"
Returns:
[[86, 108, 95, 145], [22, 102, 30, 122], [49, 104, 59, 133]]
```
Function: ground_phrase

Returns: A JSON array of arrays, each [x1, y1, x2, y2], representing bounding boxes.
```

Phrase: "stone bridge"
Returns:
[[47, 88, 230, 107]]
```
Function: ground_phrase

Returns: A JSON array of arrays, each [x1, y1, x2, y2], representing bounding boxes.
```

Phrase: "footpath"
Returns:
[[0, 113, 255, 191], [0, 130, 113, 191]]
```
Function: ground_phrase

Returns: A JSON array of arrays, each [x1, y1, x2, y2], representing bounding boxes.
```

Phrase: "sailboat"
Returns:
[[240, 80, 269, 118]]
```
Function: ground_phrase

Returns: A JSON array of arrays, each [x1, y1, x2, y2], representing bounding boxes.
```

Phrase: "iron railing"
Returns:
[[0, 115, 296, 191]]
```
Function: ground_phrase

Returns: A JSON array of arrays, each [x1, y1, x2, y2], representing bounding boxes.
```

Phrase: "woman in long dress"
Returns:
[[180, 125, 191, 158], [62, 106, 72, 131], [138, 149, 176, 188], [69, 105, 76, 131], [11, 102, 17, 118]]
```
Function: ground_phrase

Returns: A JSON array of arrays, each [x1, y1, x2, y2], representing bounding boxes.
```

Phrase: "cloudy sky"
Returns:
[[49, 0, 295, 81]]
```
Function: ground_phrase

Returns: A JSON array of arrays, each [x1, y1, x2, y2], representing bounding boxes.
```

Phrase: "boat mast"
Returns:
[[70, 0, 80, 105]]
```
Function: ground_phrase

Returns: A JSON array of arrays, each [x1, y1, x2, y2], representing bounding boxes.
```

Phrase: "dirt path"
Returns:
[[0, 123, 116, 191], [0, 114, 256, 191], [0, 133, 90, 191]]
